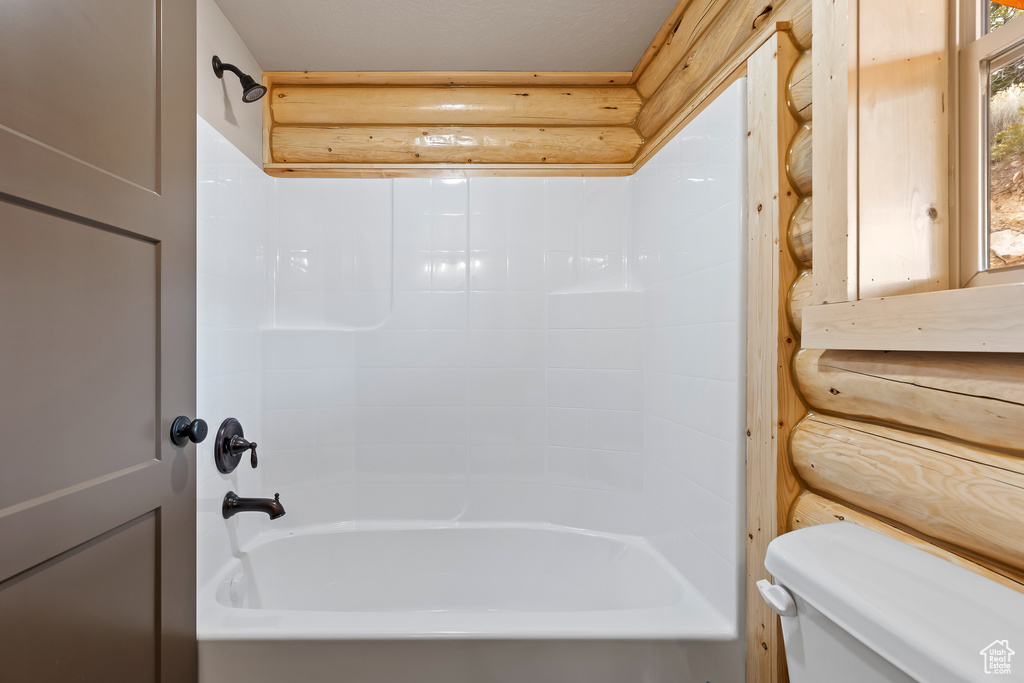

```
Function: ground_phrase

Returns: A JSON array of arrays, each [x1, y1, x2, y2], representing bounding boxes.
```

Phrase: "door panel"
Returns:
[[0, 0, 197, 679], [0, 0, 160, 190], [0, 202, 158, 508], [0, 513, 159, 683]]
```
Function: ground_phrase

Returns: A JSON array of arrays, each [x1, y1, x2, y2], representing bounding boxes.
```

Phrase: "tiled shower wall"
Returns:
[[196, 117, 272, 584], [197, 79, 746, 623], [259, 175, 639, 529], [633, 82, 747, 622]]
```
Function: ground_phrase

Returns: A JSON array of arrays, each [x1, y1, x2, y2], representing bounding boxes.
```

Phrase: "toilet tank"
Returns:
[[763, 523, 1024, 683]]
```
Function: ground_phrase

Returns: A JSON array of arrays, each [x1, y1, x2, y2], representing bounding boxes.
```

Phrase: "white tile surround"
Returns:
[[197, 79, 746, 626]]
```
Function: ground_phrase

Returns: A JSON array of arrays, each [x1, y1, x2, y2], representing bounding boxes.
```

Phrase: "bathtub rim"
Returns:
[[198, 520, 737, 641]]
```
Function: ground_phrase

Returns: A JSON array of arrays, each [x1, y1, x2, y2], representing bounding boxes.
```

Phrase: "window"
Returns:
[[960, 1, 1024, 285], [800, 0, 1024, 354]]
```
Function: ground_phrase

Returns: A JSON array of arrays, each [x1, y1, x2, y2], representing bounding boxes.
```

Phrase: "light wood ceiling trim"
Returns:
[[262, 0, 811, 177], [634, 0, 734, 98], [628, 0, 692, 85], [270, 86, 643, 126], [637, 0, 794, 137], [264, 71, 634, 86], [271, 125, 642, 164], [263, 163, 635, 179]]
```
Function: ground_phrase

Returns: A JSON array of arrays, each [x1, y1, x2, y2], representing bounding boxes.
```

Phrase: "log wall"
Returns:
[[263, 0, 813, 178], [753, 13, 1024, 682], [760, 11, 1024, 683]]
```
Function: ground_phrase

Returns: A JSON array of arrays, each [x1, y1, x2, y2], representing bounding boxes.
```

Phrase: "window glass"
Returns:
[[988, 48, 1024, 269], [988, 1, 1024, 35]]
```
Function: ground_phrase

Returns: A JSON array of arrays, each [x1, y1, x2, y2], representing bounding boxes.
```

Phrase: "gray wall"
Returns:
[[197, 0, 263, 166]]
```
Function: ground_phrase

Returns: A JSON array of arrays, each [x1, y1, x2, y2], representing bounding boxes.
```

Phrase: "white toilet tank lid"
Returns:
[[765, 523, 1024, 683]]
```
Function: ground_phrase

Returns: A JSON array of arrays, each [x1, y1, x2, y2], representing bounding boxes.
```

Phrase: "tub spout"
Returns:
[[222, 491, 286, 520]]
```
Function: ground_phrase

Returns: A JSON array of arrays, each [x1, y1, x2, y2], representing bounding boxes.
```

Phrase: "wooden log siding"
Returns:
[[635, 0, 734, 99], [787, 49, 813, 122], [793, 348, 1024, 452], [786, 123, 813, 197], [270, 86, 644, 126], [792, 413, 1024, 571], [630, 0, 702, 87], [788, 197, 812, 265], [262, 0, 814, 176], [787, 269, 814, 336], [790, 493, 1024, 591], [271, 126, 643, 165], [263, 71, 635, 86], [788, 1, 812, 50], [638, 0, 769, 137]]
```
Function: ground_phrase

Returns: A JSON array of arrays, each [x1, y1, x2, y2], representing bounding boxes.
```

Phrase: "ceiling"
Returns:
[[214, 0, 679, 73]]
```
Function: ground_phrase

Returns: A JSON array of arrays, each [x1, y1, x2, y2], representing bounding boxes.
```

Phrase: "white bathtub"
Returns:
[[198, 523, 741, 682]]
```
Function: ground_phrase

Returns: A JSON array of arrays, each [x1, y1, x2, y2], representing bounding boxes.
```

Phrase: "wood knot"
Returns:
[[829, 388, 840, 395], [746, 429, 752, 437], [927, 207, 939, 220], [834, 515, 845, 520], [753, 5, 774, 30], [757, 203, 763, 212]]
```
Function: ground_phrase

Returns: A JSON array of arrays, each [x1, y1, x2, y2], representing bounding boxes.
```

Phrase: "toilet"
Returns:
[[760, 523, 1024, 683]]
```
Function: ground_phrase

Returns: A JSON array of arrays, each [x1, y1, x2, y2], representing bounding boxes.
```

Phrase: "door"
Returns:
[[0, 0, 197, 680]]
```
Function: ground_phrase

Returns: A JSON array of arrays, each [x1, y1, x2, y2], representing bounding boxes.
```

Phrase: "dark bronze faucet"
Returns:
[[222, 491, 286, 520]]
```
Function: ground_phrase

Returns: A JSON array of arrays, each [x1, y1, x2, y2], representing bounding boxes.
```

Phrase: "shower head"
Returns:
[[212, 55, 267, 103]]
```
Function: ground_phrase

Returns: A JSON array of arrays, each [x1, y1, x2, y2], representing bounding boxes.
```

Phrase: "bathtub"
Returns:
[[198, 522, 741, 683]]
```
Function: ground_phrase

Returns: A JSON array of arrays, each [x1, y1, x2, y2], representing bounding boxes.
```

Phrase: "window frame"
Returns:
[[958, 1, 1024, 287]]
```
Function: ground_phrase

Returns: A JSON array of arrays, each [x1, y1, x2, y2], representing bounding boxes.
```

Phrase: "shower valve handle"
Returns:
[[229, 435, 258, 469]]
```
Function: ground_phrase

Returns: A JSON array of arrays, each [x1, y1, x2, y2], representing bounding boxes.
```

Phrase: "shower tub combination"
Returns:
[[198, 522, 739, 683]]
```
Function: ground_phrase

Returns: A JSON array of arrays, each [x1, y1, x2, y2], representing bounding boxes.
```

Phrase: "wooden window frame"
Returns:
[[960, 2, 1024, 287], [802, 0, 1024, 353]]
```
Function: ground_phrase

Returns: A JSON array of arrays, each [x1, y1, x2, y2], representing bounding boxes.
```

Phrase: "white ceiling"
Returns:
[[214, 0, 679, 73]]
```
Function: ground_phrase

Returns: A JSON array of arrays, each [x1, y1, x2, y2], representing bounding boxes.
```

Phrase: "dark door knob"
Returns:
[[170, 416, 208, 446]]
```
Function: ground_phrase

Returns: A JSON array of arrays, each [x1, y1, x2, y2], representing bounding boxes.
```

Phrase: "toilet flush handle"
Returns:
[[757, 579, 798, 617]]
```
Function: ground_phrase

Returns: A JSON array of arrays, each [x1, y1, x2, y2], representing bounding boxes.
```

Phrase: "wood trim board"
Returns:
[[745, 30, 805, 683], [801, 282, 1024, 352]]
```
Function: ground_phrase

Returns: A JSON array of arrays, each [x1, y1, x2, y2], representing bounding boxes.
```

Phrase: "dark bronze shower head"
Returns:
[[212, 55, 267, 103]]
